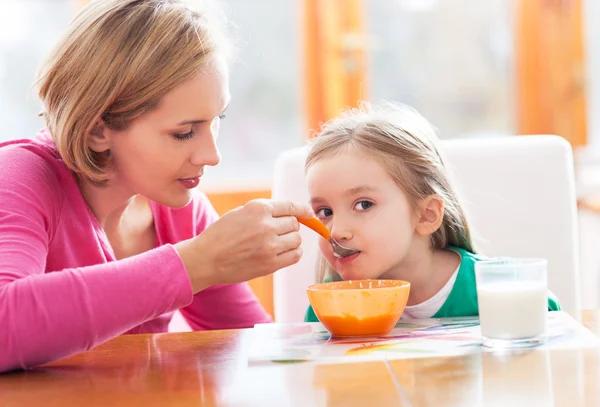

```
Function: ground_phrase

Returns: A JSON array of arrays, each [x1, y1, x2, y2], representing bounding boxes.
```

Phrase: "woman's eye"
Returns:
[[315, 208, 333, 219], [172, 130, 194, 141], [354, 200, 373, 211]]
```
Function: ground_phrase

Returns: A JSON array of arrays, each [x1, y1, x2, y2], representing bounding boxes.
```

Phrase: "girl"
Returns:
[[0, 0, 311, 373], [304, 102, 560, 322]]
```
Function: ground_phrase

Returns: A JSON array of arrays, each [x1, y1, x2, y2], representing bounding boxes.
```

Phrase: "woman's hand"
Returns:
[[175, 199, 313, 293]]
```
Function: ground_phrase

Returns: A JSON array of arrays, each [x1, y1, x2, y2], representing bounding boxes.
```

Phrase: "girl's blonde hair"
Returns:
[[37, 0, 232, 185], [306, 101, 475, 282]]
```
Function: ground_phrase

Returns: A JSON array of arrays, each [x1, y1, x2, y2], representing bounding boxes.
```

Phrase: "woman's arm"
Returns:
[[0, 247, 193, 372]]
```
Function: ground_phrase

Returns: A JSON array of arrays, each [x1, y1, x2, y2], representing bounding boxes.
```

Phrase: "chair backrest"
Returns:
[[272, 135, 581, 322]]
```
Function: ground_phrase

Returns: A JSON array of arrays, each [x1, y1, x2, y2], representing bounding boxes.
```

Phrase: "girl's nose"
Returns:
[[330, 220, 353, 242]]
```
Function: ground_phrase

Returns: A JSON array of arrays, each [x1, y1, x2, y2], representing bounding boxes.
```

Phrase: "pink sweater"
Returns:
[[0, 130, 271, 372]]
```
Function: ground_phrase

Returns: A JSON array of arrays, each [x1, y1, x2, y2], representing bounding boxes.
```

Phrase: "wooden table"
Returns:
[[2, 310, 600, 407]]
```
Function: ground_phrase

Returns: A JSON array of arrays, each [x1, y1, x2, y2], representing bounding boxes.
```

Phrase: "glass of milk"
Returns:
[[475, 258, 548, 349]]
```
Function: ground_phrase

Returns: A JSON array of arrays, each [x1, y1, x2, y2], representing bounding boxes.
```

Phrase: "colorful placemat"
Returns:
[[247, 311, 600, 364]]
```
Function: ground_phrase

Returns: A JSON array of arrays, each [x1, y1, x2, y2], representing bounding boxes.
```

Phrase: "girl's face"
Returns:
[[96, 58, 230, 208], [306, 149, 421, 280]]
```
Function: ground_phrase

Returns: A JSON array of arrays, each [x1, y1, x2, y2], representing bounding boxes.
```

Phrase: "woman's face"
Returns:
[[101, 58, 230, 208]]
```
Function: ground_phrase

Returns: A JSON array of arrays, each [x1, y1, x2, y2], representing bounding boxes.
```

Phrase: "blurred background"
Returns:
[[2, 0, 600, 313]]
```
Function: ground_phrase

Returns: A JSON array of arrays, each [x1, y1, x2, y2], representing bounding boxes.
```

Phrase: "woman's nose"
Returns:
[[190, 129, 221, 167]]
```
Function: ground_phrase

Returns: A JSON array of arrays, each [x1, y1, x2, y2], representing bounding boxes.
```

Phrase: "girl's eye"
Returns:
[[354, 200, 373, 211], [173, 130, 194, 141], [315, 208, 333, 220]]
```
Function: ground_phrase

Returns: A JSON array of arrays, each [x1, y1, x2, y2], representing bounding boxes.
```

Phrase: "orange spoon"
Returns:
[[297, 217, 359, 258]]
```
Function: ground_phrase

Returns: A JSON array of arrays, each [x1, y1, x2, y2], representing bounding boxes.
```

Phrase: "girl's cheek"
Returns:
[[318, 238, 328, 253], [318, 239, 333, 259]]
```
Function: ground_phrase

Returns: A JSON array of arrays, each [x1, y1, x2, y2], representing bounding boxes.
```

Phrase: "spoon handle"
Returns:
[[297, 217, 331, 240]]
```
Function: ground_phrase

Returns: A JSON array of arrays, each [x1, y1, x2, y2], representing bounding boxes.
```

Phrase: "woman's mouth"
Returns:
[[178, 177, 200, 189]]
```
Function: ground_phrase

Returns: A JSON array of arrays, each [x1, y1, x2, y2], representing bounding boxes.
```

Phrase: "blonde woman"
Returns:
[[0, 0, 312, 372], [304, 102, 560, 322]]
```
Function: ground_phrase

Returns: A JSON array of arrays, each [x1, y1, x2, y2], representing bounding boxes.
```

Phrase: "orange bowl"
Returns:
[[306, 279, 411, 337]]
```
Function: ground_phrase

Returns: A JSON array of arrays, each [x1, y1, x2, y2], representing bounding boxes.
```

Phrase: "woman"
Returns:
[[0, 0, 311, 372]]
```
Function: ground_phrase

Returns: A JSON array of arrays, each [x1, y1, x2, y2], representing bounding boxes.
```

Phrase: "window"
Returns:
[[365, 0, 515, 139], [202, 0, 304, 188], [0, 1, 72, 142]]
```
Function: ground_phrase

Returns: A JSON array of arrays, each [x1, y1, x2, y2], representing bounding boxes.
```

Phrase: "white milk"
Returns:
[[477, 281, 547, 339]]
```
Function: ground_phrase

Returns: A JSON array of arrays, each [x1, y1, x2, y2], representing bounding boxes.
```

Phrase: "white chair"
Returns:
[[272, 135, 581, 322]]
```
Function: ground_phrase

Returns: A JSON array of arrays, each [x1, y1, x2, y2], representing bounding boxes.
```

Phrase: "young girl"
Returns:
[[304, 102, 560, 322]]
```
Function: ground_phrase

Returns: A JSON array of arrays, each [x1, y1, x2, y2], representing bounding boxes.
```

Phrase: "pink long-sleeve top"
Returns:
[[0, 130, 271, 373]]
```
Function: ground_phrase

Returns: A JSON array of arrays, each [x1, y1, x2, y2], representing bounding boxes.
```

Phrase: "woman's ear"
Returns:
[[88, 120, 111, 153], [415, 195, 445, 236]]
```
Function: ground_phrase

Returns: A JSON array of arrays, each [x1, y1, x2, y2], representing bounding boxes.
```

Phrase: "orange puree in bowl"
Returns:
[[319, 313, 400, 337]]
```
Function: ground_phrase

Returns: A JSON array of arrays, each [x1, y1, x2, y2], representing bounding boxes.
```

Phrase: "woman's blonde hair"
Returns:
[[306, 101, 475, 282], [37, 0, 232, 185]]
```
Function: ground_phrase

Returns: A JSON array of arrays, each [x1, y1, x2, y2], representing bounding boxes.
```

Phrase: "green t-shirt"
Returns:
[[304, 247, 561, 322]]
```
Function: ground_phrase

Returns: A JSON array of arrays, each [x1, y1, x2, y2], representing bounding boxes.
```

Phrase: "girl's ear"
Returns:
[[415, 194, 445, 236], [87, 119, 111, 153]]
